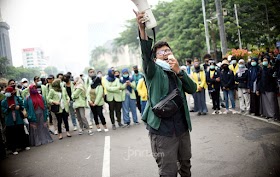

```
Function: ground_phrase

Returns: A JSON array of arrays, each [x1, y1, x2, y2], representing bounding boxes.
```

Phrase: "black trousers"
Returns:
[[250, 93, 260, 116], [6, 124, 29, 152], [135, 90, 142, 113], [0, 130, 6, 159], [150, 131, 192, 177], [55, 110, 69, 133], [211, 90, 220, 110], [108, 100, 122, 125], [90, 106, 106, 125]]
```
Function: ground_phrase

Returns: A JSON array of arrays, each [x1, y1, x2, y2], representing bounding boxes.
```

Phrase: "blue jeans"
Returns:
[[141, 101, 147, 116], [69, 101, 77, 126], [223, 90, 235, 110], [122, 94, 138, 124]]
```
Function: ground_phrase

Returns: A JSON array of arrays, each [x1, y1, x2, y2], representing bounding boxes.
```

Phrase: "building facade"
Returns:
[[22, 48, 48, 70], [0, 20, 13, 65]]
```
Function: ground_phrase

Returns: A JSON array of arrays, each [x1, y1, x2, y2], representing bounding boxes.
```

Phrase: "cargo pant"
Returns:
[[149, 131, 192, 177]]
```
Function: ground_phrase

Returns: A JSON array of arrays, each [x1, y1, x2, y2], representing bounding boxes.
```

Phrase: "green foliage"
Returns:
[[114, 0, 280, 63]]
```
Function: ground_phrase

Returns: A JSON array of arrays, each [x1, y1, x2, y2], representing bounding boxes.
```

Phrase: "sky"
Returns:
[[0, 0, 168, 75]]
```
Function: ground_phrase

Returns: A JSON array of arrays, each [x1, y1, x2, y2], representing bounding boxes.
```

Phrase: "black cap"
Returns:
[[47, 75, 54, 79]]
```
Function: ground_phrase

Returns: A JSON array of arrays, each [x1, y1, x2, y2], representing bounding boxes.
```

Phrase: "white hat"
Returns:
[[21, 78, 28, 83], [227, 55, 232, 61], [238, 59, 245, 64]]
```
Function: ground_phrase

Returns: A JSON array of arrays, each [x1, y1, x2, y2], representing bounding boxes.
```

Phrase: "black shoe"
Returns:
[[201, 112, 207, 115], [190, 110, 195, 112], [197, 112, 201, 116], [118, 122, 124, 127]]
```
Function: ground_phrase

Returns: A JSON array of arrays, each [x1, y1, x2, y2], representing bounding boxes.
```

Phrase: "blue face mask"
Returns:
[[239, 64, 245, 68], [5, 92, 11, 97], [123, 74, 129, 78], [37, 81, 42, 86], [263, 61, 268, 66], [155, 59, 170, 70], [251, 61, 257, 67], [210, 65, 215, 70]]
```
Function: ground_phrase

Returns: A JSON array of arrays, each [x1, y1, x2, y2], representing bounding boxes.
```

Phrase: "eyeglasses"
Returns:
[[156, 49, 172, 55]]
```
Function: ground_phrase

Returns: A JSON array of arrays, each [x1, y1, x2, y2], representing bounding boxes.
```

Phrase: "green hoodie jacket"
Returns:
[[87, 85, 105, 106], [47, 88, 70, 113], [105, 79, 122, 102], [141, 38, 197, 131], [24, 96, 48, 122], [120, 80, 136, 101], [71, 88, 87, 109]]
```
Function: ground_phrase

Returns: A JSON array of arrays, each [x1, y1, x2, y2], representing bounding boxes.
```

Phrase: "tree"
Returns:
[[0, 57, 9, 77], [44, 66, 59, 75], [113, 0, 280, 63]]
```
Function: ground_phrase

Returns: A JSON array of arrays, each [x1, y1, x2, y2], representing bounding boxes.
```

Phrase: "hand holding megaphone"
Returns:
[[131, 0, 157, 29], [133, 10, 146, 30]]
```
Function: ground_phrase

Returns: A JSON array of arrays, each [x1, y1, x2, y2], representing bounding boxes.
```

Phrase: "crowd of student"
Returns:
[[0, 66, 146, 158], [1, 49, 279, 159], [182, 51, 280, 122]]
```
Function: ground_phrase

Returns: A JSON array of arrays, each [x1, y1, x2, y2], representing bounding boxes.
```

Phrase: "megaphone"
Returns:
[[131, 0, 157, 29]]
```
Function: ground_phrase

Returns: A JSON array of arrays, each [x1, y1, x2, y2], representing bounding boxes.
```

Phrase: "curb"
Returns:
[[206, 102, 280, 127]]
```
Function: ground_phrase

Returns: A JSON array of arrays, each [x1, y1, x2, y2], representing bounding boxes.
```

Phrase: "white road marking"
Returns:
[[102, 136, 110, 177]]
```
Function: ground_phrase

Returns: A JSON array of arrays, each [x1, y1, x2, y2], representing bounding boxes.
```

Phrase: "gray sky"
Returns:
[[1, 0, 167, 75]]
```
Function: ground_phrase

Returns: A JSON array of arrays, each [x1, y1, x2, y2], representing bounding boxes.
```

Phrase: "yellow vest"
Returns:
[[191, 70, 207, 91]]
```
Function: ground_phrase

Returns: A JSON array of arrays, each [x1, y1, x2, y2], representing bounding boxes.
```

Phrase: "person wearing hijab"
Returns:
[[105, 69, 123, 130], [191, 59, 208, 115], [120, 68, 139, 127], [248, 58, 261, 116], [235, 59, 250, 114], [72, 77, 93, 135], [1, 86, 30, 155], [257, 56, 280, 120], [88, 75, 108, 132], [48, 79, 72, 139], [24, 85, 53, 146]]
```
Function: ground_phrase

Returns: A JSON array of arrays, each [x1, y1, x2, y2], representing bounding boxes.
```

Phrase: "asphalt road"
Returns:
[[0, 107, 280, 177]]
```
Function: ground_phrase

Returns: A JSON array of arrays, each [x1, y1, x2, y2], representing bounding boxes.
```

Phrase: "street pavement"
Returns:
[[0, 105, 280, 177]]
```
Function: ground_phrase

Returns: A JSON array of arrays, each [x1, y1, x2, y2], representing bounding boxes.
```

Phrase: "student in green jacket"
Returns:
[[134, 11, 197, 177], [47, 79, 71, 140], [63, 74, 78, 131], [105, 69, 124, 130], [88, 75, 108, 132], [46, 75, 58, 135], [120, 68, 139, 127], [72, 77, 93, 135]]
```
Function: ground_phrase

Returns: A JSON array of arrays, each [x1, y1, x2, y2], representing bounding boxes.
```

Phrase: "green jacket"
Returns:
[[71, 88, 87, 109], [141, 38, 197, 131], [87, 85, 105, 106], [105, 79, 122, 102], [24, 96, 48, 122], [21, 85, 48, 103], [120, 80, 136, 101], [21, 88, 29, 99], [1, 96, 25, 126], [47, 88, 70, 113]]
